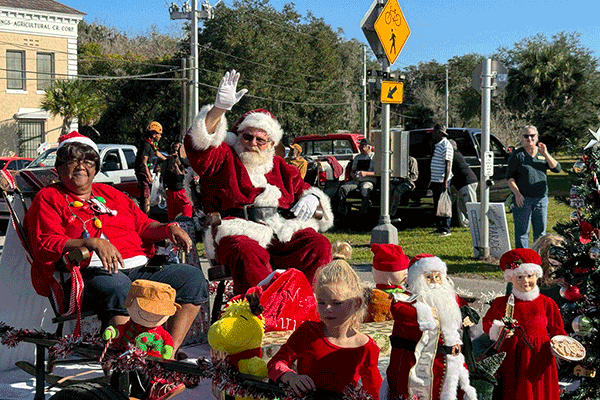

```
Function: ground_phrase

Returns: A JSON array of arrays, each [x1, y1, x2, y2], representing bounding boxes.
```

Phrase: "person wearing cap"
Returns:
[[387, 254, 478, 400], [161, 142, 193, 221], [184, 70, 333, 295], [430, 124, 454, 236], [285, 143, 308, 179], [337, 138, 376, 216], [483, 248, 566, 400], [24, 132, 208, 354], [135, 121, 167, 214]]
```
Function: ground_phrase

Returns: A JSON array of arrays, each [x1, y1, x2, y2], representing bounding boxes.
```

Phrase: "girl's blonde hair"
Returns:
[[313, 241, 366, 329], [531, 233, 565, 286]]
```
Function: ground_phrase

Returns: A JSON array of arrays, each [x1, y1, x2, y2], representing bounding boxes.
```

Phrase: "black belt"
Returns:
[[390, 336, 459, 355], [221, 206, 293, 223]]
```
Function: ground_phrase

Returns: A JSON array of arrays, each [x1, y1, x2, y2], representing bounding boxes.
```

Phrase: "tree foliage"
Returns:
[[499, 32, 600, 149], [41, 79, 105, 136]]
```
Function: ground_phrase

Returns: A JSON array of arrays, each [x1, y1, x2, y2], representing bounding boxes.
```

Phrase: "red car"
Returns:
[[0, 156, 33, 172]]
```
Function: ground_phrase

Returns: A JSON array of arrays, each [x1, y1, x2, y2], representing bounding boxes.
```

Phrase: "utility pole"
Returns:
[[445, 65, 449, 127], [170, 1, 214, 127], [362, 45, 368, 138]]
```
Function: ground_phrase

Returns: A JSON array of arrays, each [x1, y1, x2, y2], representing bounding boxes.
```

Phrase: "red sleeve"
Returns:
[[483, 297, 505, 334], [390, 300, 422, 340], [359, 339, 382, 400], [545, 297, 566, 337], [184, 135, 229, 177], [24, 186, 72, 268], [267, 323, 307, 382]]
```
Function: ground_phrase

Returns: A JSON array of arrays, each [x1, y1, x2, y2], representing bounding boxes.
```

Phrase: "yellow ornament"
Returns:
[[94, 218, 102, 229], [72, 201, 84, 208]]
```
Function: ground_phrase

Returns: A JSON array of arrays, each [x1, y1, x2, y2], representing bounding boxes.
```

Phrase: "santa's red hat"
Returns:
[[371, 243, 409, 286], [231, 109, 283, 145], [58, 131, 99, 155], [407, 253, 447, 287], [499, 248, 543, 282]]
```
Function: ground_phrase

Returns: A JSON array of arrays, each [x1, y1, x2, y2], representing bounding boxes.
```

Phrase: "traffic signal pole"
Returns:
[[371, 56, 399, 245]]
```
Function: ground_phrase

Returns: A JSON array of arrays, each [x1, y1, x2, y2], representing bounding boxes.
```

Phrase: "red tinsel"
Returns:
[[1, 320, 376, 400], [579, 220, 599, 244]]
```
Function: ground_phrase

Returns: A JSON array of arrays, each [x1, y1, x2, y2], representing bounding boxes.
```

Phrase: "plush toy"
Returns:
[[102, 279, 181, 359], [208, 292, 268, 379], [365, 243, 410, 323]]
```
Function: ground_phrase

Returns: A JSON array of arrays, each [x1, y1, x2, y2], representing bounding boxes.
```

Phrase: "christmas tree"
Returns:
[[549, 127, 600, 400]]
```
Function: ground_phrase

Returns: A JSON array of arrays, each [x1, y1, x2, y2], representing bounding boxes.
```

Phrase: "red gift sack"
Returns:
[[231, 268, 320, 332]]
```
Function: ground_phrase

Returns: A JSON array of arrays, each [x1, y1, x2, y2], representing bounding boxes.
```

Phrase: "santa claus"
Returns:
[[387, 254, 478, 400], [184, 70, 334, 294]]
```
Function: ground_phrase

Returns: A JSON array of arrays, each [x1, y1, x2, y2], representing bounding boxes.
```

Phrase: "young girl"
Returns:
[[483, 248, 566, 400], [267, 241, 382, 399]]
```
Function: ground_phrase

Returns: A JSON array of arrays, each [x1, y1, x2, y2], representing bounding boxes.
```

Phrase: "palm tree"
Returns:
[[41, 79, 105, 136]]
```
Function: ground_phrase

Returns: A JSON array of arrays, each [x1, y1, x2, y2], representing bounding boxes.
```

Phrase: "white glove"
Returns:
[[214, 69, 248, 110], [291, 194, 319, 221]]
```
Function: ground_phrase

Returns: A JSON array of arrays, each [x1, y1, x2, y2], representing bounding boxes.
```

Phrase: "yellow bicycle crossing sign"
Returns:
[[374, 0, 410, 65]]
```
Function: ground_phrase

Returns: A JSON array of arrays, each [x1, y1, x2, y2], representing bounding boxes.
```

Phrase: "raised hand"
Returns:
[[214, 69, 248, 110]]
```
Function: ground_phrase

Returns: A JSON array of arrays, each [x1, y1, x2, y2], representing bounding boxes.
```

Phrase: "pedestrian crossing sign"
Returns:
[[374, 0, 410, 65]]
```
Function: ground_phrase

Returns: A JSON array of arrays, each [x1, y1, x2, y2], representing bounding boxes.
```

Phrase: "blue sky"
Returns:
[[65, 0, 600, 69]]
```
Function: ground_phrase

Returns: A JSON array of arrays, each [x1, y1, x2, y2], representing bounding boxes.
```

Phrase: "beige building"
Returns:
[[0, 0, 83, 157]]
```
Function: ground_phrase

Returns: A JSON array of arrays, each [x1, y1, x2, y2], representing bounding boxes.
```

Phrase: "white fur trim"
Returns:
[[188, 104, 228, 150], [263, 213, 320, 243], [503, 262, 543, 282], [489, 319, 504, 341], [58, 136, 99, 154], [253, 184, 282, 207], [407, 256, 447, 287], [236, 112, 283, 145], [442, 329, 462, 347], [512, 286, 540, 301], [301, 186, 334, 232], [441, 353, 478, 400], [202, 217, 275, 260], [224, 131, 237, 147], [414, 301, 437, 331]]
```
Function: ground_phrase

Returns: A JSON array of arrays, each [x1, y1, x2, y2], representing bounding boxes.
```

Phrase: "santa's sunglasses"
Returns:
[[241, 132, 269, 146]]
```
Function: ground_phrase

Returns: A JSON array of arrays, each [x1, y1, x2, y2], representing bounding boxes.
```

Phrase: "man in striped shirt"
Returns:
[[430, 125, 453, 236]]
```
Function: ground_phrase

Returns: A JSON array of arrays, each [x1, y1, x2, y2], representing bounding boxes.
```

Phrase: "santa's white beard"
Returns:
[[233, 137, 275, 175], [415, 278, 462, 343]]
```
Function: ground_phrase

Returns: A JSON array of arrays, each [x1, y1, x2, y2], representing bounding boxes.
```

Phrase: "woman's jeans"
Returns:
[[513, 195, 548, 248]]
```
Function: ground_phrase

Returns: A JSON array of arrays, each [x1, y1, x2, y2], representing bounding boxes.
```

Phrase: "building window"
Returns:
[[37, 52, 55, 90], [18, 120, 45, 158], [7, 50, 26, 90]]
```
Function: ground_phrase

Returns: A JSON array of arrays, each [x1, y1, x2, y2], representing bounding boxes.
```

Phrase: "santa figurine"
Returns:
[[483, 248, 566, 400], [387, 254, 478, 400], [184, 69, 334, 295], [365, 243, 410, 323]]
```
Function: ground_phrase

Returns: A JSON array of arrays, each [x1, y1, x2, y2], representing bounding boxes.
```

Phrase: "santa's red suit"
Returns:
[[185, 105, 334, 294], [387, 254, 477, 400]]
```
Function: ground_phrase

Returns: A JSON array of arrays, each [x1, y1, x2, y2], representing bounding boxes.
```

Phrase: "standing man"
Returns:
[[507, 126, 561, 248], [285, 143, 308, 179], [449, 139, 478, 227], [429, 124, 453, 236], [135, 121, 166, 214], [337, 138, 376, 216]]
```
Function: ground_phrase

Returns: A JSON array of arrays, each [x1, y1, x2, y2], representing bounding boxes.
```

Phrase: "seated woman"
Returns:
[[23, 132, 208, 354]]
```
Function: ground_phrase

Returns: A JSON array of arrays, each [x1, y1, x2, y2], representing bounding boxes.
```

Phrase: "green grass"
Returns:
[[326, 156, 575, 279]]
